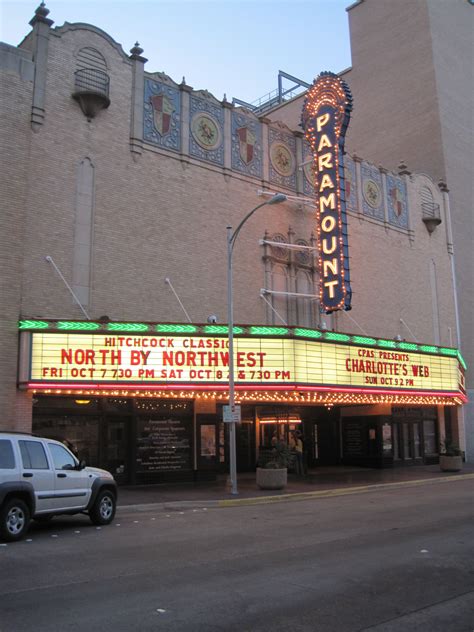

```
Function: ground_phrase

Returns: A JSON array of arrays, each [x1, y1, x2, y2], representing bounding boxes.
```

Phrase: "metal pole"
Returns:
[[227, 225, 238, 495], [225, 193, 286, 496]]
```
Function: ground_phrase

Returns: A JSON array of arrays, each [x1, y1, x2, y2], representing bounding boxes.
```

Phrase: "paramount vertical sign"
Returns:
[[302, 72, 353, 313]]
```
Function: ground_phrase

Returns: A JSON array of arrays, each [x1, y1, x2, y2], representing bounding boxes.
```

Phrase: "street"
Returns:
[[1, 479, 473, 632]]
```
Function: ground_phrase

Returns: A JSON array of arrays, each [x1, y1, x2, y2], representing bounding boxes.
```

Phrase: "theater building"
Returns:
[[0, 4, 467, 483]]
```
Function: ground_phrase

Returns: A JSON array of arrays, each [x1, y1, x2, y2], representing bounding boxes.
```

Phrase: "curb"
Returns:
[[117, 472, 474, 513]]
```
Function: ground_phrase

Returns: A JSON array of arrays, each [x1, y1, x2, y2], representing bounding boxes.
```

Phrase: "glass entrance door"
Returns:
[[102, 416, 131, 484]]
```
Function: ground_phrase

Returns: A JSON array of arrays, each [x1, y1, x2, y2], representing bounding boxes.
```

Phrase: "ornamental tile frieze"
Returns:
[[302, 140, 315, 196], [361, 161, 384, 220], [268, 127, 297, 191], [189, 94, 224, 166], [144, 78, 181, 151], [386, 174, 408, 229], [344, 154, 357, 213], [231, 110, 263, 178]]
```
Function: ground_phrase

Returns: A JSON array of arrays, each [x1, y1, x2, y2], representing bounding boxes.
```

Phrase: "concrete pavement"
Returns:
[[117, 464, 474, 511]]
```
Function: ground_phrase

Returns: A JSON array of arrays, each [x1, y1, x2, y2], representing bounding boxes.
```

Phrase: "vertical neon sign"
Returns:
[[302, 72, 353, 313]]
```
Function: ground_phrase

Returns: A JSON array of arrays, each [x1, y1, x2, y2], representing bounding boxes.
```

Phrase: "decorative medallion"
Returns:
[[270, 234, 289, 260], [237, 126, 256, 164], [151, 94, 174, 136], [191, 113, 221, 150], [270, 142, 295, 177], [344, 155, 357, 212], [363, 179, 382, 209], [231, 111, 262, 178], [143, 79, 181, 151], [360, 162, 384, 220], [387, 174, 408, 228], [302, 141, 315, 196], [295, 239, 311, 265]]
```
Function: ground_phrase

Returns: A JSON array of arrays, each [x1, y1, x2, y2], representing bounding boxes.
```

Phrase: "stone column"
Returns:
[[179, 79, 192, 163], [259, 116, 270, 188], [29, 2, 54, 132], [294, 131, 304, 195], [222, 96, 233, 176], [129, 42, 147, 161]]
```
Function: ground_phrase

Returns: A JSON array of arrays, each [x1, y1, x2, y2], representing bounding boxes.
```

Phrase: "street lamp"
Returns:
[[226, 192, 287, 495]]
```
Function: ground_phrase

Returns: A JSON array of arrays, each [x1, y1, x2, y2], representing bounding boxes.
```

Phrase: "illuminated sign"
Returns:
[[302, 71, 353, 313], [26, 333, 462, 394]]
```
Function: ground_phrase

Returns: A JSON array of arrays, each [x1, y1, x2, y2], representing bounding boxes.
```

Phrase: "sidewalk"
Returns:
[[117, 464, 474, 511]]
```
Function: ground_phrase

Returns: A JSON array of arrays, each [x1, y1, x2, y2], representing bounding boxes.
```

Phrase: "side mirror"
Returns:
[[78, 459, 87, 470]]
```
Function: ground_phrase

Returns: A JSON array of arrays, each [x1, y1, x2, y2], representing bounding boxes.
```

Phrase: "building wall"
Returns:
[[0, 43, 35, 428], [0, 10, 463, 431]]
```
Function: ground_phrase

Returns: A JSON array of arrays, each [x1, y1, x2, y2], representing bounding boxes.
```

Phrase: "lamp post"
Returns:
[[226, 192, 287, 495]]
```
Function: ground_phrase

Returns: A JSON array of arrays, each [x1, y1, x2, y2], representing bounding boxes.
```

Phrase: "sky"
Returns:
[[0, 0, 352, 105]]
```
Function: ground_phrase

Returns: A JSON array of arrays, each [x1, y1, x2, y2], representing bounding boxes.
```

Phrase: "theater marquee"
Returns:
[[22, 331, 463, 396]]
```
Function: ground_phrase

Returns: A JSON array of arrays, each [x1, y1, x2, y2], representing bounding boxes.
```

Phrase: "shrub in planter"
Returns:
[[256, 442, 293, 490], [439, 440, 463, 472]]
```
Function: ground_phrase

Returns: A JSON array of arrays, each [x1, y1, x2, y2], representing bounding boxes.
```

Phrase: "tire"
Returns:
[[0, 498, 31, 542], [89, 489, 116, 526]]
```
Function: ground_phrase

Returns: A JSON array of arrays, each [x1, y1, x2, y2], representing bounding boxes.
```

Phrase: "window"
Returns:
[[0, 440, 15, 469], [48, 443, 77, 470], [19, 440, 49, 469], [263, 231, 317, 327]]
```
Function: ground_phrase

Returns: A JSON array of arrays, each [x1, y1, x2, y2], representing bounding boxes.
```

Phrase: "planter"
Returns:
[[439, 455, 463, 472], [256, 467, 287, 490]]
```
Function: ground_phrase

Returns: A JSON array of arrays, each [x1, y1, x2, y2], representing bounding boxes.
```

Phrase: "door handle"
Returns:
[[23, 472, 33, 478], [57, 473, 67, 478]]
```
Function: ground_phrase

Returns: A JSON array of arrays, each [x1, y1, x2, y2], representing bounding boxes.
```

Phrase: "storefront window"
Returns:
[[33, 415, 100, 466]]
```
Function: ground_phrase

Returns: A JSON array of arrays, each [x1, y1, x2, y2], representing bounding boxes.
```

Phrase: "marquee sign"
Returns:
[[302, 71, 353, 313], [24, 332, 463, 396]]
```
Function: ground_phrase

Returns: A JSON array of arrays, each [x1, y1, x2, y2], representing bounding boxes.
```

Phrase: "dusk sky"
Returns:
[[0, 0, 352, 104]]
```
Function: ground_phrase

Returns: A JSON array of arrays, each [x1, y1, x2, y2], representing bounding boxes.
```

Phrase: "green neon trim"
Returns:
[[351, 336, 377, 346], [377, 339, 398, 348], [202, 325, 244, 335], [294, 328, 323, 339], [155, 324, 198, 333], [457, 352, 467, 370], [57, 321, 101, 331], [439, 347, 458, 356], [18, 320, 49, 329], [398, 342, 419, 351], [107, 323, 149, 332], [324, 332, 351, 342], [249, 326, 289, 336], [418, 345, 439, 354]]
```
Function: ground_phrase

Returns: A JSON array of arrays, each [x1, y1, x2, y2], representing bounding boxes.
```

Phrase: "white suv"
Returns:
[[0, 432, 117, 541]]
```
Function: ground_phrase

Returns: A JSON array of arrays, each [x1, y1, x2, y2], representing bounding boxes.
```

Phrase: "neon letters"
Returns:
[[302, 72, 353, 312]]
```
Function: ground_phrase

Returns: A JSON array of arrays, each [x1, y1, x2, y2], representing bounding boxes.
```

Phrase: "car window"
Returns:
[[48, 443, 77, 470], [19, 440, 49, 470], [0, 439, 15, 469]]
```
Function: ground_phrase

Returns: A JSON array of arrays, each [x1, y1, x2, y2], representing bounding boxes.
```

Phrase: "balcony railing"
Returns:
[[72, 68, 110, 119]]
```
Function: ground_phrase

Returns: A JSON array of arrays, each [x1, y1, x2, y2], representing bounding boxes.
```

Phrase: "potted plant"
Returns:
[[439, 440, 463, 472], [256, 441, 294, 490]]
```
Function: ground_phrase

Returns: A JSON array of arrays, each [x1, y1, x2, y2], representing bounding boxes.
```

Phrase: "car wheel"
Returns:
[[0, 498, 31, 542], [89, 489, 116, 526]]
